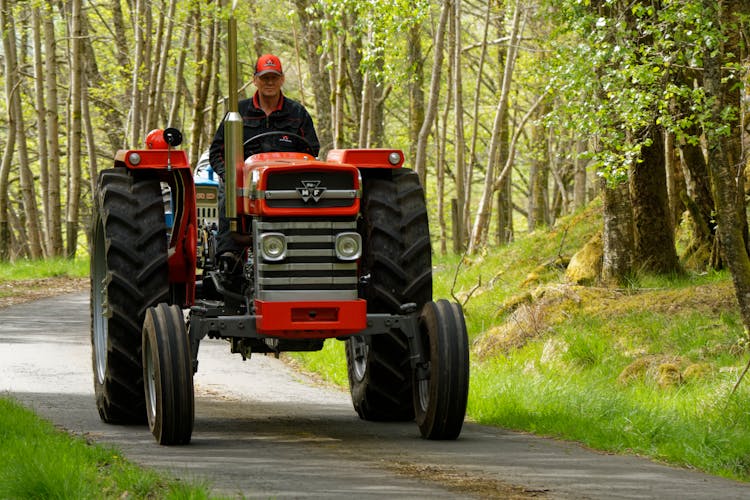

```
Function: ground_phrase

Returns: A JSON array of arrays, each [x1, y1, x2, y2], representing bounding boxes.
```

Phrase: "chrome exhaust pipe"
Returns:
[[224, 8, 242, 227]]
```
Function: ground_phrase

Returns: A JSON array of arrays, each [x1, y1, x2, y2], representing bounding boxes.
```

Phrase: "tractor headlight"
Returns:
[[260, 233, 287, 261], [335, 232, 362, 261], [388, 151, 402, 165]]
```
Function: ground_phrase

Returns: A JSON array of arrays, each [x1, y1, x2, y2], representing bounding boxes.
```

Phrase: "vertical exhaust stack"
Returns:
[[224, 8, 242, 229]]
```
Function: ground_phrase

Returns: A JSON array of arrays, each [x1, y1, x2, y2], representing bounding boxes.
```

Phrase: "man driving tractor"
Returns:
[[209, 53, 320, 259]]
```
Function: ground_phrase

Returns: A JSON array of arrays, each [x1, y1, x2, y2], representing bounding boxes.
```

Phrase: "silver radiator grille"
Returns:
[[254, 219, 359, 301]]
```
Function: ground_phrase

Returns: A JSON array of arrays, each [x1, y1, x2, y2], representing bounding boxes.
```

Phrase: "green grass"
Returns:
[[0, 397, 212, 499], [0, 256, 89, 280], [291, 200, 750, 482]]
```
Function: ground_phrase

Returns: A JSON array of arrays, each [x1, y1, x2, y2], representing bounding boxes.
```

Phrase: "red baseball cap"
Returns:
[[255, 54, 283, 76]]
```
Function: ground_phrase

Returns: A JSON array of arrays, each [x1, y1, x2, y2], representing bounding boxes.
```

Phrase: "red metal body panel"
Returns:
[[326, 148, 404, 168], [114, 149, 191, 170], [113, 148, 197, 306], [239, 154, 361, 217], [254, 299, 367, 338]]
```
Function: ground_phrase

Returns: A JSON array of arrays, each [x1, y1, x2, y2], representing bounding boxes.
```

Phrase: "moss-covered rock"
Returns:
[[565, 232, 603, 285]]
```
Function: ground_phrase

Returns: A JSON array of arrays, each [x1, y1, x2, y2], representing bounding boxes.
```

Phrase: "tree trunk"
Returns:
[[43, 2, 63, 256], [414, 0, 451, 184], [66, 0, 83, 258], [437, 102, 448, 255], [453, 0, 467, 251], [168, 25, 190, 129], [129, 0, 146, 146], [358, 70, 372, 148], [2, 0, 43, 259], [333, 32, 346, 148], [145, 0, 175, 132], [294, 0, 334, 156], [496, 176, 513, 245], [189, 5, 217, 164], [702, 0, 750, 331], [465, 0, 493, 243], [678, 121, 717, 266], [0, 62, 15, 260], [664, 129, 682, 227], [528, 103, 549, 230], [407, 22, 424, 167], [32, 5, 51, 255], [573, 140, 587, 209], [630, 124, 680, 273], [469, 0, 523, 252], [601, 178, 635, 285], [83, 76, 98, 212]]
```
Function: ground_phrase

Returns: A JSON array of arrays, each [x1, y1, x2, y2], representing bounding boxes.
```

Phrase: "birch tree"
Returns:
[[414, 0, 451, 185], [66, 0, 83, 258], [469, 0, 524, 253]]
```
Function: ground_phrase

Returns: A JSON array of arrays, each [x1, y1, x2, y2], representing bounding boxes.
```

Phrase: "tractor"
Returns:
[[90, 18, 469, 447]]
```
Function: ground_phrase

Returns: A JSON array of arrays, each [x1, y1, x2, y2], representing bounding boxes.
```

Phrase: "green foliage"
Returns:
[[313, 0, 430, 82], [541, 0, 740, 183], [0, 397, 212, 499]]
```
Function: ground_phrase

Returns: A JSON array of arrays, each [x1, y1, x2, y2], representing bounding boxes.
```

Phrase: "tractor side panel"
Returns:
[[112, 148, 197, 307]]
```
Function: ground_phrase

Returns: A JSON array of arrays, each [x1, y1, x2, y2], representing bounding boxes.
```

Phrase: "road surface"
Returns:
[[1, 293, 748, 499]]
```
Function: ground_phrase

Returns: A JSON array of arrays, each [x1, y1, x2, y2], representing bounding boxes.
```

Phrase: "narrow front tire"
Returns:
[[142, 303, 194, 445], [413, 300, 470, 440]]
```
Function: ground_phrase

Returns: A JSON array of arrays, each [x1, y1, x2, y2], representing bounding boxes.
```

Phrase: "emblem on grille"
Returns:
[[297, 180, 326, 203]]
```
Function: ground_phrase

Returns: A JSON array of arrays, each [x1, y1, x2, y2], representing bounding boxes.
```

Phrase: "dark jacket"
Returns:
[[209, 91, 320, 179]]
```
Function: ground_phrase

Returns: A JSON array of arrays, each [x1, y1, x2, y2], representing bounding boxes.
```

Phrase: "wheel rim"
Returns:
[[144, 335, 157, 424], [416, 323, 431, 412], [92, 222, 108, 385], [349, 336, 368, 382]]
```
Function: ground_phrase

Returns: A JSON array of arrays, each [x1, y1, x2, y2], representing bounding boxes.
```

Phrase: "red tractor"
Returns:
[[90, 20, 468, 446], [90, 128, 469, 445]]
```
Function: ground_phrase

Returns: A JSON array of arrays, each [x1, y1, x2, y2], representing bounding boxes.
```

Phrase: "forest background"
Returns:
[[1, 0, 750, 330]]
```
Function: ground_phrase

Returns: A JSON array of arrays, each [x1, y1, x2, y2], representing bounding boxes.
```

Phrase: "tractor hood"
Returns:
[[238, 152, 362, 217]]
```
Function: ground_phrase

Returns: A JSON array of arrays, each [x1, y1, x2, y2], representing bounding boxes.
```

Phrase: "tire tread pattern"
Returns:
[[91, 168, 169, 424], [415, 300, 469, 440], [346, 170, 433, 421], [143, 303, 194, 445]]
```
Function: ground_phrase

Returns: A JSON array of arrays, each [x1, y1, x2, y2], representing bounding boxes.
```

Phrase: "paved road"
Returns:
[[1, 293, 749, 499]]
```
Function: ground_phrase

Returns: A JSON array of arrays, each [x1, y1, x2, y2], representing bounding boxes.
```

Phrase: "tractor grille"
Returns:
[[262, 170, 358, 209], [254, 218, 359, 301], [195, 184, 219, 227]]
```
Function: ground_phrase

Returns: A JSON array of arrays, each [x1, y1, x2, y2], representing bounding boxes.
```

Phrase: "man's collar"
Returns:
[[252, 91, 285, 112]]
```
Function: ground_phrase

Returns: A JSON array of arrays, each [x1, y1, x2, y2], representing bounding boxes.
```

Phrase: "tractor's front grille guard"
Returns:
[[253, 219, 359, 302]]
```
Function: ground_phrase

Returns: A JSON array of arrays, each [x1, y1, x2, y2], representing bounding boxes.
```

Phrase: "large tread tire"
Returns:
[[90, 168, 169, 424], [143, 303, 194, 445], [414, 300, 469, 440], [346, 170, 432, 421]]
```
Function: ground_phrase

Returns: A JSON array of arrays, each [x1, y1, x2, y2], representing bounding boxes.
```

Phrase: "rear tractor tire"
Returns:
[[142, 303, 194, 445], [413, 300, 469, 440], [346, 170, 432, 421], [90, 168, 169, 424]]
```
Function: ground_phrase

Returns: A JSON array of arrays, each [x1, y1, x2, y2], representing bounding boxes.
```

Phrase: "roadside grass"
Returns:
[[291, 200, 750, 482], [0, 255, 88, 280], [0, 257, 215, 499], [0, 397, 212, 499]]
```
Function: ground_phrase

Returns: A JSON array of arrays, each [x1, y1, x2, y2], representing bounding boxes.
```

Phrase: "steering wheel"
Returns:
[[243, 131, 315, 157]]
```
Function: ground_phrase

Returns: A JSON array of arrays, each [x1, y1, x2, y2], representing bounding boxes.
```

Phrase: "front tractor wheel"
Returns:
[[142, 303, 194, 445], [414, 300, 469, 440], [91, 168, 169, 424]]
